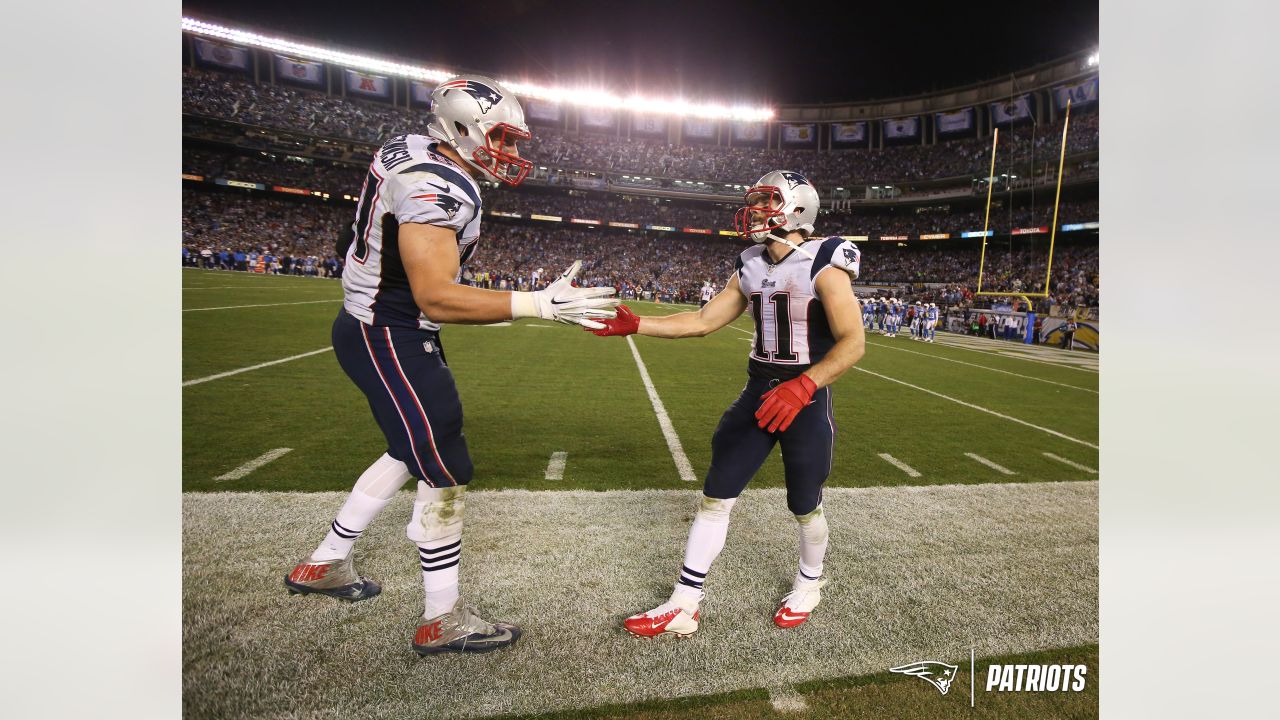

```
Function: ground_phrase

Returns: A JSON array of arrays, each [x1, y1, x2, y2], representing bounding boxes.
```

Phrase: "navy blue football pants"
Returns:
[[703, 377, 836, 515], [332, 310, 473, 487]]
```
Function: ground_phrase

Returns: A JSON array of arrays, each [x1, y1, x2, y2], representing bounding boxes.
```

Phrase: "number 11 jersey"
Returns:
[[734, 237, 861, 381]]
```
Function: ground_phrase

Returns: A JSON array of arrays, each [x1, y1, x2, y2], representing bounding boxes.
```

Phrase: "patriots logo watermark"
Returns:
[[411, 192, 463, 219], [779, 171, 809, 189], [439, 79, 503, 114], [890, 661, 959, 695]]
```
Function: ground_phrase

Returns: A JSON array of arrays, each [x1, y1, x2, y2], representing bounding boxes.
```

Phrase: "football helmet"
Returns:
[[426, 75, 533, 186], [735, 170, 820, 244]]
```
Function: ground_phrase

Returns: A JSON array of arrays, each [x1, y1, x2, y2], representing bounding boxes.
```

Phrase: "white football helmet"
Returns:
[[426, 75, 532, 186], [735, 170, 820, 244]]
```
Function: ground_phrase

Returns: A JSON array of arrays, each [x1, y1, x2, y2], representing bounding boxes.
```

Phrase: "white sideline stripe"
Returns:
[[183, 286, 300, 290], [855, 367, 1099, 450], [768, 686, 808, 713], [545, 452, 568, 481], [935, 335, 1098, 374], [1043, 452, 1098, 474], [878, 453, 921, 478], [183, 347, 333, 387], [184, 299, 340, 312], [625, 336, 697, 483], [866, 340, 1098, 394], [214, 448, 292, 481], [965, 452, 1017, 475]]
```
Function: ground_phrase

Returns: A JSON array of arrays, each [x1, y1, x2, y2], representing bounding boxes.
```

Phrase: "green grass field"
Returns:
[[182, 267, 1099, 719]]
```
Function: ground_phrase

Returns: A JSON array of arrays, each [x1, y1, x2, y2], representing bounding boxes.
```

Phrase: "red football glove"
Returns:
[[755, 375, 818, 433], [586, 304, 640, 336]]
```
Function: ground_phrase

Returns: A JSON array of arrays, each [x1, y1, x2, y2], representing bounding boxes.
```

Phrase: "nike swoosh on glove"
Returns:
[[754, 375, 818, 433], [586, 304, 640, 336], [511, 260, 618, 329]]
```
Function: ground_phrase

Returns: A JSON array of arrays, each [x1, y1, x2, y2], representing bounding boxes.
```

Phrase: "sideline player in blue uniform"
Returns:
[[589, 170, 866, 635], [925, 302, 939, 342], [283, 75, 618, 656]]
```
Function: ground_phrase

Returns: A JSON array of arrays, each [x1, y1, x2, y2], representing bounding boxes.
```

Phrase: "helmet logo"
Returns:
[[439, 79, 504, 114], [779, 171, 809, 189]]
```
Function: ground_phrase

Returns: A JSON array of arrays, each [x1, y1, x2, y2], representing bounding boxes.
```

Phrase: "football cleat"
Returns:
[[773, 577, 828, 629], [284, 553, 381, 602], [624, 592, 702, 638], [413, 600, 522, 655]]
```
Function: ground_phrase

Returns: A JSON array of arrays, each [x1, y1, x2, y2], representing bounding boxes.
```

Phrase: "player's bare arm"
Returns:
[[637, 275, 749, 338], [800, 268, 866, 388], [400, 222, 617, 326]]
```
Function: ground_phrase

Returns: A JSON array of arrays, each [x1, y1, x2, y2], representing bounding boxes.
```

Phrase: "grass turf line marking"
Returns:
[[1043, 452, 1098, 474], [183, 299, 340, 312], [767, 686, 808, 712], [866, 340, 1098, 394], [625, 336, 697, 483], [878, 453, 922, 478], [855, 367, 1099, 450], [964, 452, 1017, 475], [214, 448, 293, 481], [545, 451, 568, 481], [933, 335, 1098, 374], [183, 347, 333, 387]]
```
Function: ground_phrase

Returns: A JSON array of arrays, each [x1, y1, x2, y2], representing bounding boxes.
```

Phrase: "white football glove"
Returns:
[[510, 260, 618, 330]]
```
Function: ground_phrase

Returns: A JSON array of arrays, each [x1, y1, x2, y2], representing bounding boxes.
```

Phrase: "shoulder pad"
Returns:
[[811, 236, 860, 280]]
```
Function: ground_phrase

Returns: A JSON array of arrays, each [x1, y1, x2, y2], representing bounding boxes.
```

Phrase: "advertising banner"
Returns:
[[194, 39, 251, 71], [831, 121, 867, 143], [275, 54, 325, 87], [990, 94, 1034, 124], [883, 116, 920, 139], [345, 69, 391, 99], [935, 107, 975, 134]]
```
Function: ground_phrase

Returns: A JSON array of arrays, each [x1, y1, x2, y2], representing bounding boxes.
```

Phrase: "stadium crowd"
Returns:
[[183, 67, 1099, 187]]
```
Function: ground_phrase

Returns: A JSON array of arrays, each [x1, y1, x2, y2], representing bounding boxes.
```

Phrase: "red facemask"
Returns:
[[733, 185, 786, 241], [473, 123, 533, 186]]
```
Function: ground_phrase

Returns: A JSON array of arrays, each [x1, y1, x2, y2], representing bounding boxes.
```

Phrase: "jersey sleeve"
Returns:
[[390, 167, 478, 233], [811, 236, 861, 282]]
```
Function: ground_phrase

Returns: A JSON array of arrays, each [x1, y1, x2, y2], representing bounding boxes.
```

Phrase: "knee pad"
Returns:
[[795, 504, 829, 544], [406, 481, 465, 544], [695, 495, 736, 524]]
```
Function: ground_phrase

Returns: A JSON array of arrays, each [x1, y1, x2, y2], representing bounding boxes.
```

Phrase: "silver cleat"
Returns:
[[412, 599, 522, 655], [284, 553, 381, 602]]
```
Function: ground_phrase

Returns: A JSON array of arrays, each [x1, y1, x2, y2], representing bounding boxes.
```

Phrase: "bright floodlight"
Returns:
[[182, 17, 775, 122], [1087, 53, 1099, 67]]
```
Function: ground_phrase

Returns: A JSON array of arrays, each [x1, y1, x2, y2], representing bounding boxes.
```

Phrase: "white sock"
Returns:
[[408, 482, 467, 618], [795, 504, 830, 584], [673, 496, 737, 602], [310, 453, 412, 561]]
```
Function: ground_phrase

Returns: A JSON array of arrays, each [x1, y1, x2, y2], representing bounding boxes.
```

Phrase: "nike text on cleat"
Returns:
[[412, 600, 522, 655], [623, 601, 700, 638], [773, 577, 828, 629], [284, 553, 381, 602]]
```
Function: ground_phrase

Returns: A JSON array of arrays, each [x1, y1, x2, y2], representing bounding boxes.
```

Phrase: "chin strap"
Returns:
[[772, 234, 816, 260]]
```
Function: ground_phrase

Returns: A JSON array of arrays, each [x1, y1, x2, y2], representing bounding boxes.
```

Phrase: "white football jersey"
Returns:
[[735, 236, 861, 380], [342, 134, 483, 330]]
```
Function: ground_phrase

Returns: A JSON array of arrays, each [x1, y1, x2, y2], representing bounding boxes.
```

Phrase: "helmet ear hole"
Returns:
[[454, 121, 469, 137]]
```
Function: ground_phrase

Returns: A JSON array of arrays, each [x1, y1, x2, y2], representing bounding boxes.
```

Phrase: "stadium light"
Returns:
[[182, 17, 775, 122], [1086, 52, 1099, 67]]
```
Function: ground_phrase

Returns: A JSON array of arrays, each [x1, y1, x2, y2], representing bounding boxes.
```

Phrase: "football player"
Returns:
[[925, 302, 939, 342], [588, 170, 866, 636], [284, 75, 618, 656], [700, 280, 715, 308]]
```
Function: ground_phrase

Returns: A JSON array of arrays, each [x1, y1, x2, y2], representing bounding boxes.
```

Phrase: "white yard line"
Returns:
[[214, 448, 293, 481], [545, 451, 568, 481], [625, 336, 697, 483], [1042, 452, 1098, 474], [964, 452, 1017, 475], [855, 367, 1099, 450], [767, 686, 808, 713], [183, 347, 333, 387], [866, 340, 1098, 394], [184, 299, 340, 312], [934, 335, 1098, 373], [182, 286, 300, 290], [878, 453, 922, 478]]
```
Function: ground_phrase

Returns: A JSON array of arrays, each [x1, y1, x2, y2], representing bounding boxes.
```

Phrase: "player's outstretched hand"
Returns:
[[585, 304, 640, 336], [755, 375, 817, 433], [513, 260, 619, 329]]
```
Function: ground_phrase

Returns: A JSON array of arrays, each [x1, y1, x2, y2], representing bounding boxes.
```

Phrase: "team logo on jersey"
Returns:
[[890, 661, 959, 695], [439, 79, 503, 114], [411, 193, 463, 219], [842, 247, 859, 264], [780, 171, 810, 189]]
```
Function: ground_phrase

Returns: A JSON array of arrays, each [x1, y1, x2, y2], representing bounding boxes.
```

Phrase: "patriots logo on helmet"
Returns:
[[890, 661, 959, 695], [411, 193, 463, 219], [780, 171, 809, 189], [439, 79, 504, 114]]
